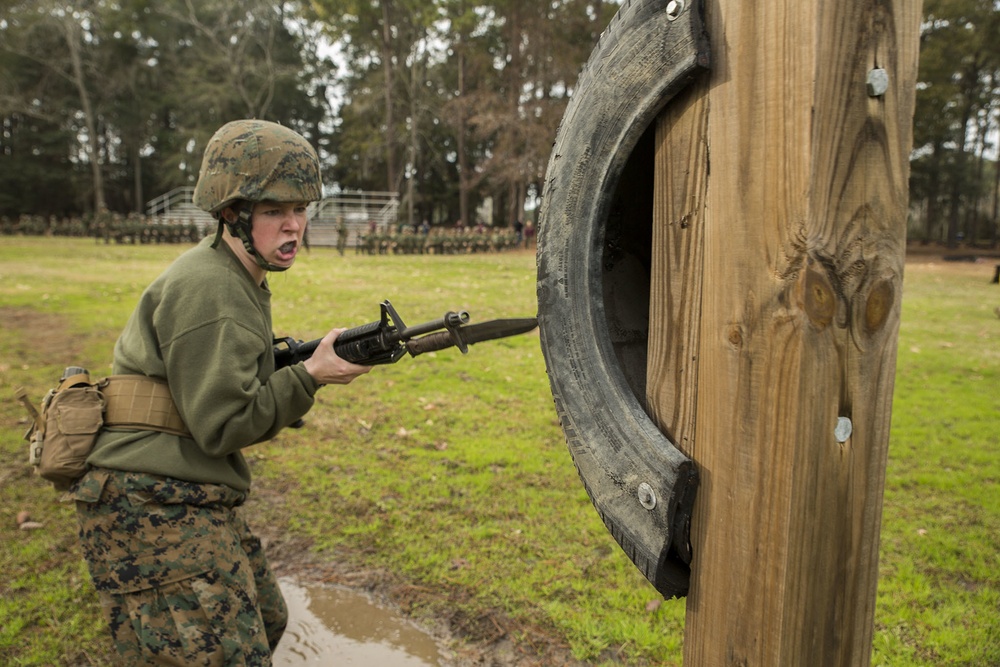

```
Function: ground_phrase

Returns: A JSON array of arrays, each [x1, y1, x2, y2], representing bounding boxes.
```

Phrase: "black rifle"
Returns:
[[273, 300, 538, 369]]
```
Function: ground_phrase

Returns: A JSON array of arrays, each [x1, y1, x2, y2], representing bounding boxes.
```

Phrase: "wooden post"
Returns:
[[647, 0, 922, 664]]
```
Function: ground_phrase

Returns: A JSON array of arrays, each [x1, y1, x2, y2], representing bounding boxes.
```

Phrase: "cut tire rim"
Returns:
[[536, 0, 709, 599]]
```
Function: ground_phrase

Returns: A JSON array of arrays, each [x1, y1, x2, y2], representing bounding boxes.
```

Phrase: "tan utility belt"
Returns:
[[102, 375, 191, 438]]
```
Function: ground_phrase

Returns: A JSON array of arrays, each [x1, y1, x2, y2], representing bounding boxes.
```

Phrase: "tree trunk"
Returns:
[[62, 17, 105, 213], [924, 141, 943, 242], [504, 1, 523, 229], [382, 1, 398, 193], [947, 100, 973, 248], [132, 140, 144, 214], [992, 141, 1000, 248], [457, 44, 470, 228]]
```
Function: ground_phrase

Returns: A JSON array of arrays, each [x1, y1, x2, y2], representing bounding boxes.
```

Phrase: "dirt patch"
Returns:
[[0, 307, 85, 370], [245, 476, 587, 667]]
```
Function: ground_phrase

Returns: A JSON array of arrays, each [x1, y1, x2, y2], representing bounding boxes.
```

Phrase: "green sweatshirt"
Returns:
[[88, 237, 319, 491]]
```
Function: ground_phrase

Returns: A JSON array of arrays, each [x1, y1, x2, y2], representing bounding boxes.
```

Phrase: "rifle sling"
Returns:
[[102, 375, 191, 438]]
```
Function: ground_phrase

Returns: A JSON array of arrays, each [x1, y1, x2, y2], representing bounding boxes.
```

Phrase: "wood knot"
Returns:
[[727, 325, 744, 348], [864, 279, 894, 334], [804, 267, 836, 330]]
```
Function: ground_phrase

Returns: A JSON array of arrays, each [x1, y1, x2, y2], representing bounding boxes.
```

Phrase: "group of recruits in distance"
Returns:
[[68, 119, 371, 665]]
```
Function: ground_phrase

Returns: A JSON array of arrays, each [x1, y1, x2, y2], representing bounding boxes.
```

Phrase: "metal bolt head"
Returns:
[[638, 483, 657, 510], [867, 68, 889, 97], [666, 0, 685, 21], [835, 417, 854, 443]]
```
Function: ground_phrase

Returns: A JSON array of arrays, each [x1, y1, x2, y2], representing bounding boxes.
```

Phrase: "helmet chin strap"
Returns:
[[213, 202, 289, 273]]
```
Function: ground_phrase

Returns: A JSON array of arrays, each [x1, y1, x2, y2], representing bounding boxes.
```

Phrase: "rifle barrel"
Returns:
[[401, 311, 469, 338]]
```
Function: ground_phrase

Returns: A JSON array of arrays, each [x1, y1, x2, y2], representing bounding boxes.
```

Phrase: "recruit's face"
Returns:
[[251, 200, 309, 270]]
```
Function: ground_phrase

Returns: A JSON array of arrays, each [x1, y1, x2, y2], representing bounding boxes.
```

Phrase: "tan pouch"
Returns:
[[18, 370, 106, 491]]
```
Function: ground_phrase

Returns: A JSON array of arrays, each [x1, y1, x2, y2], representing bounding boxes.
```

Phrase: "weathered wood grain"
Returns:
[[646, 0, 922, 664]]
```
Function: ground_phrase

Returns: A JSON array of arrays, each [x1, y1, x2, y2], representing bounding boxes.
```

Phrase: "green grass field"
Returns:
[[1, 239, 997, 666]]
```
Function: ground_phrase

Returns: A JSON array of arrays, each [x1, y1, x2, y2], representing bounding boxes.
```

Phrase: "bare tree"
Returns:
[[0, 2, 108, 212]]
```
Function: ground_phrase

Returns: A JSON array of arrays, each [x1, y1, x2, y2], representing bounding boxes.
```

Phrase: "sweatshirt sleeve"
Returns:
[[161, 316, 319, 457]]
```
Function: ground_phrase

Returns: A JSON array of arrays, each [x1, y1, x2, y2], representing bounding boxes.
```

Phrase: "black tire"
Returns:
[[536, 0, 709, 599]]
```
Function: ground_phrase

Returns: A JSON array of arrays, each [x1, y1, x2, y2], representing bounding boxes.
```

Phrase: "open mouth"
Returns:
[[277, 240, 298, 260]]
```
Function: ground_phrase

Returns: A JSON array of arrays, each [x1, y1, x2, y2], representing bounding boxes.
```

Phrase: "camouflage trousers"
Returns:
[[70, 468, 287, 666]]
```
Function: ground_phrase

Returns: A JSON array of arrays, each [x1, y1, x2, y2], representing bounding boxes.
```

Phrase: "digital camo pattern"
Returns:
[[70, 468, 287, 666], [193, 119, 322, 214]]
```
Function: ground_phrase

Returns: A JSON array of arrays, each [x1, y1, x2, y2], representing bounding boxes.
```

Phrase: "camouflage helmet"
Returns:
[[194, 119, 321, 272], [193, 119, 322, 214]]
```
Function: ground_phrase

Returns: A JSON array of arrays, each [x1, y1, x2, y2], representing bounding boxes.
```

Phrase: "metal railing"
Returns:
[[145, 187, 215, 233], [144, 187, 400, 247], [307, 191, 400, 247]]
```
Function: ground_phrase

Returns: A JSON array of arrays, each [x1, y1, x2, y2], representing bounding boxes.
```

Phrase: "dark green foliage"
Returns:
[[910, 0, 1000, 247], [1, 1, 996, 245], [0, 0, 615, 230]]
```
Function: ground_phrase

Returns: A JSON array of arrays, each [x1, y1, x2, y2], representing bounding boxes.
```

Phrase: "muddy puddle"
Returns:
[[273, 577, 445, 666]]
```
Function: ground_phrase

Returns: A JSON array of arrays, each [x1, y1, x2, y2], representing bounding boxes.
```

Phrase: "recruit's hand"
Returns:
[[302, 328, 373, 385]]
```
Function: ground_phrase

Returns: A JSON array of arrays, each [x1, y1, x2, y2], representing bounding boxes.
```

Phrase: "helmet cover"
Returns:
[[193, 119, 322, 214]]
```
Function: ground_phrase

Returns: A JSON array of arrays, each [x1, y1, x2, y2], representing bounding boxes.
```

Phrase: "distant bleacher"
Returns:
[[146, 187, 399, 247]]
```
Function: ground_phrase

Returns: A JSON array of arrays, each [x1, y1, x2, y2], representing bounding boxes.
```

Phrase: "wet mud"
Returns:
[[274, 577, 445, 666]]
